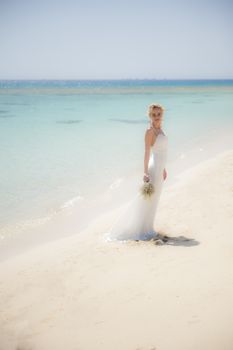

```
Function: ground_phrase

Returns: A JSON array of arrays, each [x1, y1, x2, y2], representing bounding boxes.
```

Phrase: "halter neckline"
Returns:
[[151, 129, 167, 148], [151, 126, 166, 137]]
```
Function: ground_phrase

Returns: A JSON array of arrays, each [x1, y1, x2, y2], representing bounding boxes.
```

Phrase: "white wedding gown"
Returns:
[[104, 130, 168, 242]]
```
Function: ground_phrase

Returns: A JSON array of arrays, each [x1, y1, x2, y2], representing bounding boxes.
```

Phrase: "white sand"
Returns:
[[0, 149, 233, 350]]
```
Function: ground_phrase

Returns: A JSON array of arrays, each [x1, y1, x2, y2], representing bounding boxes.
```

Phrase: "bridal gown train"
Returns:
[[104, 131, 168, 242]]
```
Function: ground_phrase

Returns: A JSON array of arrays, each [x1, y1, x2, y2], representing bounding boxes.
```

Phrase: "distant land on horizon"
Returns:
[[1, 78, 233, 81]]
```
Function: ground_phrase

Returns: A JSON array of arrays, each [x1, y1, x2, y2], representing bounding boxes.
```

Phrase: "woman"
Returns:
[[104, 103, 168, 242], [144, 104, 167, 184]]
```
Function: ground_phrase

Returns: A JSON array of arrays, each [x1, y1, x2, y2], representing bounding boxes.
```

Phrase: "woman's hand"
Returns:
[[143, 173, 150, 182], [163, 168, 167, 181]]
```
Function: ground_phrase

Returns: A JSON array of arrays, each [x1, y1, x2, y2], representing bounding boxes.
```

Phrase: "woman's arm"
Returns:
[[163, 168, 167, 180], [143, 129, 153, 181]]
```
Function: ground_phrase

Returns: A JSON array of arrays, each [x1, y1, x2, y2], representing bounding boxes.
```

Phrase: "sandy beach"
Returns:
[[0, 149, 233, 350]]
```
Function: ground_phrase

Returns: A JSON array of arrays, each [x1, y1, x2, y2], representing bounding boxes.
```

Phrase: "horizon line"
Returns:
[[1, 78, 233, 81]]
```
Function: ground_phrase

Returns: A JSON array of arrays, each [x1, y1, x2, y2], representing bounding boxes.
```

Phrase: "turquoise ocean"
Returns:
[[1, 79, 233, 258]]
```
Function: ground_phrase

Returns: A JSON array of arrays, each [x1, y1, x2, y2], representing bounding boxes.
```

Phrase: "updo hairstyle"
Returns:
[[147, 103, 165, 118]]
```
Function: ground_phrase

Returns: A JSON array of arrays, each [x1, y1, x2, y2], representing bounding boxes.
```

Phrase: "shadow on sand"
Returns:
[[134, 232, 199, 247]]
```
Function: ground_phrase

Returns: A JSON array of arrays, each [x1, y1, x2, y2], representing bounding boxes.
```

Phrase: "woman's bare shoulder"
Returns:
[[145, 126, 154, 135], [146, 126, 154, 131], [144, 127, 154, 144]]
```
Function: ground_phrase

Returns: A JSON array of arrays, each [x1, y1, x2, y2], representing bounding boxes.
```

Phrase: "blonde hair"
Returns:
[[147, 103, 165, 118]]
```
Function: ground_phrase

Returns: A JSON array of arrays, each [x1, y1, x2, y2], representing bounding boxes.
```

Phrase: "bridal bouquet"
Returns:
[[140, 181, 155, 199]]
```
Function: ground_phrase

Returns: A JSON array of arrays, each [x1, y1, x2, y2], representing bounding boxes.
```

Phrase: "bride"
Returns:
[[104, 103, 168, 242]]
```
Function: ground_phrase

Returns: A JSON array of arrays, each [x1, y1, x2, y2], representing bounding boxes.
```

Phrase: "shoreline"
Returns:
[[1, 145, 233, 263]]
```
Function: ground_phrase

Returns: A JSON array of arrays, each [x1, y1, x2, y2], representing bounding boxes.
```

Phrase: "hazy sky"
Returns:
[[0, 0, 232, 79]]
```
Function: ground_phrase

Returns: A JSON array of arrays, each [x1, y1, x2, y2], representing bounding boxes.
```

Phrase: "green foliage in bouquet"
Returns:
[[140, 181, 155, 199]]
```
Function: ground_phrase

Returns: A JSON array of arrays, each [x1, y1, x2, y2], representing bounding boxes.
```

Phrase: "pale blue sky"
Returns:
[[0, 0, 232, 79]]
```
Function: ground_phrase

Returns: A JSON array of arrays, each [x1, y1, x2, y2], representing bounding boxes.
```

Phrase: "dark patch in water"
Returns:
[[0, 114, 15, 118], [56, 119, 83, 124], [0, 110, 9, 113], [2, 102, 30, 106], [109, 118, 147, 124]]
